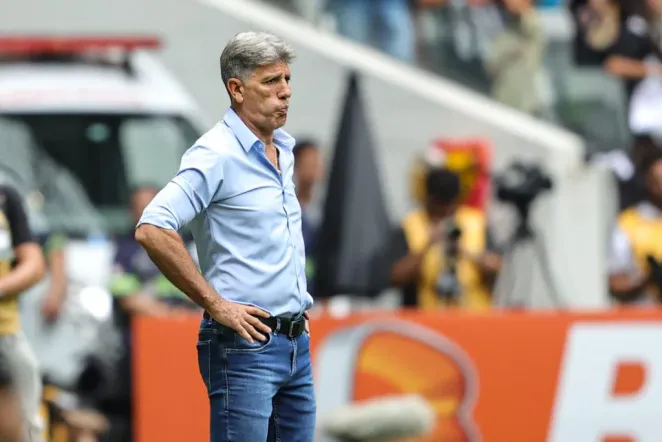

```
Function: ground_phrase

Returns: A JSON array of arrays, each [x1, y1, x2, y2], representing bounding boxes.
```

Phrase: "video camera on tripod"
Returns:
[[492, 161, 564, 308], [495, 162, 553, 222]]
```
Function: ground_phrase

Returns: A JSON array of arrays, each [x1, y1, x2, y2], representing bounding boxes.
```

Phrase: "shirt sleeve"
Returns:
[[137, 144, 225, 231], [608, 225, 637, 274], [2, 186, 34, 247]]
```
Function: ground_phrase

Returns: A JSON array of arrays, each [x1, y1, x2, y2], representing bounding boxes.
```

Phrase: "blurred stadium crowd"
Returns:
[[1, 0, 662, 441]]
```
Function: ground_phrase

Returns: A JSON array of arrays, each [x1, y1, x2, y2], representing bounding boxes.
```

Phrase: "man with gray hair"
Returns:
[[135, 32, 315, 441]]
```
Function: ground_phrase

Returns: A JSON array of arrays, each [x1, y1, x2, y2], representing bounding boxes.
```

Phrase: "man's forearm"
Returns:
[[0, 265, 43, 297], [0, 244, 45, 297], [45, 250, 67, 301], [135, 224, 223, 312], [605, 56, 649, 80]]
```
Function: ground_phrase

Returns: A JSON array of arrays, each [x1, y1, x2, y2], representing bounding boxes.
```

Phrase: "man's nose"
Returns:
[[279, 82, 291, 99]]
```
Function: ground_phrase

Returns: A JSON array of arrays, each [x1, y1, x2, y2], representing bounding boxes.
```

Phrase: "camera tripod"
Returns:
[[493, 205, 565, 309]]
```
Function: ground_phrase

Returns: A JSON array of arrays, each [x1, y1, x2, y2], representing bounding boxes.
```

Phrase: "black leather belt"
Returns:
[[203, 311, 306, 338], [260, 316, 306, 338]]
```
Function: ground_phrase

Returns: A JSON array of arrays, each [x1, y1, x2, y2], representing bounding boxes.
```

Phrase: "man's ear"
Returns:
[[227, 78, 244, 104]]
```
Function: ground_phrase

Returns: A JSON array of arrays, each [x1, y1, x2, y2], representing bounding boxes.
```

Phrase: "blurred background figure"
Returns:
[[380, 167, 500, 310], [326, 0, 416, 62], [484, 0, 548, 116], [593, 135, 662, 211], [0, 353, 22, 442], [111, 185, 198, 318], [608, 149, 662, 305], [571, 0, 622, 67], [293, 140, 324, 301], [0, 184, 46, 442], [604, 0, 662, 136], [604, 0, 662, 101]]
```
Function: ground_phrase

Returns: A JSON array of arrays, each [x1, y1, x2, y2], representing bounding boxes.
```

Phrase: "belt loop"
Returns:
[[274, 317, 281, 334]]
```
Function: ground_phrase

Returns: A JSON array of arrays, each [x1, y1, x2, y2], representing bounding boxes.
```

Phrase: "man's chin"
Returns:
[[274, 114, 288, 128]]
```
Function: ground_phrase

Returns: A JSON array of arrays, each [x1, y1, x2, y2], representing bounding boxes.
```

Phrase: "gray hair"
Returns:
[[220, 32, 295, 90]]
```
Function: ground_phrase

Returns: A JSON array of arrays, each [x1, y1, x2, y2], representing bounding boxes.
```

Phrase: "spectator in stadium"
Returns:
[[381, 168, 500, 310], [434, 0, 506, 66], [570, 0, 622, 66], [604, 0, 662, 103], [608, 149, 662, 305], [326, 0, 416, 62], [484, 0, 547, 116], [594, 135, 661, 211], [0, 353, 21, 442], [0, 184, 46, 442], [293, 140, 324, 297]]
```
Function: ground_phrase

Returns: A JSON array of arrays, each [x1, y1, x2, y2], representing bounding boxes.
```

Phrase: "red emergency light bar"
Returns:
[[0, 36, 161, 55]]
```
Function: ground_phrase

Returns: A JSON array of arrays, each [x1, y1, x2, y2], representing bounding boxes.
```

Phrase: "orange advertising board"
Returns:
[[133, 310, 662, 442]]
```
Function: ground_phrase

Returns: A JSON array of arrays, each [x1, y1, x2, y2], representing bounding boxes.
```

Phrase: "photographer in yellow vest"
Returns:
[[381, 168, 501, 310], [609, 149, 662, 305]]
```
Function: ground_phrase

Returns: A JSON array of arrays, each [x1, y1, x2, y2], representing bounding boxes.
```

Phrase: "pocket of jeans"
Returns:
[[196, 339, 212, 392], [226, 332, 274, 353]]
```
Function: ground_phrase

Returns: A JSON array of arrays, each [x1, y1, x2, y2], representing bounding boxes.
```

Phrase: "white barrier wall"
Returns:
[[0, 0, 614, 307]]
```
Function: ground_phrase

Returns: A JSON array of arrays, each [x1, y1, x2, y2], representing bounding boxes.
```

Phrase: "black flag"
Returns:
[[314, 72, 391, 297]]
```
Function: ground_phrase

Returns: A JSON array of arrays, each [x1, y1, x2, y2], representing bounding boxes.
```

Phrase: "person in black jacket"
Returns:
[[570, 0, 623, 66], [602, 136, 662, 210], [604, 0, 662, 102]]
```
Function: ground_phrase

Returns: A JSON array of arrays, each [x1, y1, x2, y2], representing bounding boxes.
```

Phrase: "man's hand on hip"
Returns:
[[211, 300, 272, 343], [303, 310, 310, 334]]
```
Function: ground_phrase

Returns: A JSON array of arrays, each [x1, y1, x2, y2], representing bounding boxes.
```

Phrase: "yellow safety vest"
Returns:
[[401, 207, 491, 310], [0, 211, 19, 335], [618, 205, 662, 300]]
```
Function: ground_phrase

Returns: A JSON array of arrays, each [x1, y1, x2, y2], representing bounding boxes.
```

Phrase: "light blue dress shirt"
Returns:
[[138, 108, 313, 317]]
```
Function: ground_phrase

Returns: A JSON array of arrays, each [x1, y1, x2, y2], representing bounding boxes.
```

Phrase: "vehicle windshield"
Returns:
[[0, 113, 200, 237]]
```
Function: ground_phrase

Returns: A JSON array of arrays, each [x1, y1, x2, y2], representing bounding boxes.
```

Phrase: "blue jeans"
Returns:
[[327, 0, 415, 63], [197, 317, 316, 442]]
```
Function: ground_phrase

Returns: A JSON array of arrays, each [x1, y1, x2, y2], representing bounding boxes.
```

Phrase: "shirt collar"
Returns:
[[222, 108, 295, 152]]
